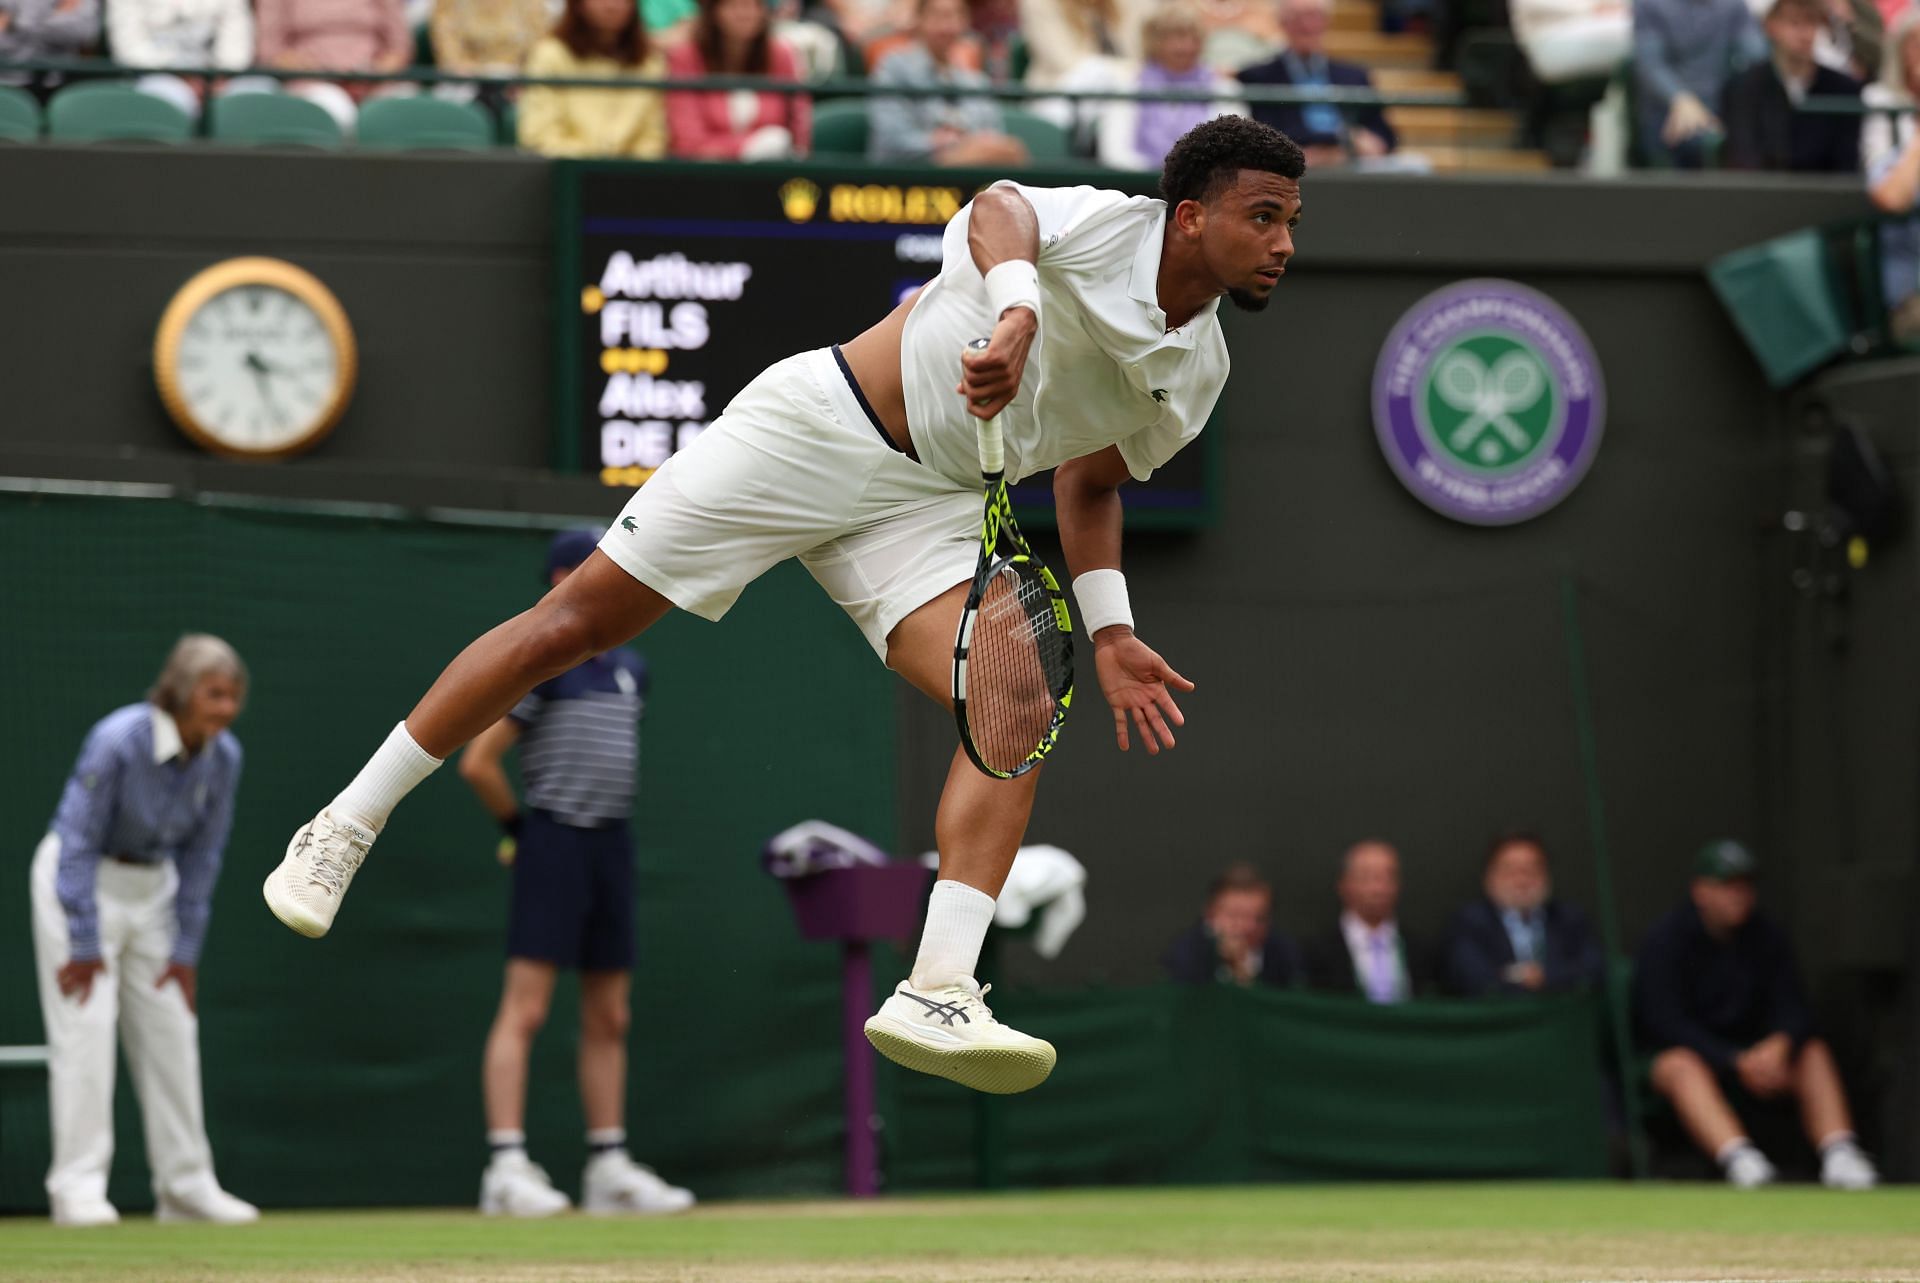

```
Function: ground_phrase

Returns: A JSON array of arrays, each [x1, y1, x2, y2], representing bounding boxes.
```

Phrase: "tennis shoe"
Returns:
[[156, 1177, 259, 1224], [1821, 1142, 1879, 1190], [864, 977, 1056, 1094], [581, 1151, 694, 1215], [263, 808, 374, 938], [480, 1152, 570, 1218]]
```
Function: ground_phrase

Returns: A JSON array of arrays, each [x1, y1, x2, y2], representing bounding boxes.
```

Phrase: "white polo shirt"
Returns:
[[899, 181, 1231, 489]]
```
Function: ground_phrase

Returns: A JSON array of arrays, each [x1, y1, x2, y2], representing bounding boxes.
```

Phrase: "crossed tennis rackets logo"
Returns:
[[1432, 347, 1547, 463]]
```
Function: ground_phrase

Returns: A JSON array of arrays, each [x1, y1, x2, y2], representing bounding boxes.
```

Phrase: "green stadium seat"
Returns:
[[209, 92, 344, 148], [0, 85, 42, 142], [496, 99, 517, 147], [1001, 107, 1069, 160], [47, 83, 194, 144], [810, 98, 871, 157], [356, 96, 494, 150]]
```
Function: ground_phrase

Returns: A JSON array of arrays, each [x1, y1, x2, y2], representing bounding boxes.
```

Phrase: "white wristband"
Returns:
[[984, 259, 1041, 322], [1072, 569, 1133, 635]]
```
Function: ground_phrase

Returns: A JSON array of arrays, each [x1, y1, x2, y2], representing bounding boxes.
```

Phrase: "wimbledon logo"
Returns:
[[1372, 279, 1604, 526]]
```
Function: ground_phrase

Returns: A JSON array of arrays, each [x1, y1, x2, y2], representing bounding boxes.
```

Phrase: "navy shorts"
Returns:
[[506, 810, 635, 972]]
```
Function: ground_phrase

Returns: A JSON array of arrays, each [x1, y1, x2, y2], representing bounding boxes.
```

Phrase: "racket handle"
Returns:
[[965, 337, 1005, 476]]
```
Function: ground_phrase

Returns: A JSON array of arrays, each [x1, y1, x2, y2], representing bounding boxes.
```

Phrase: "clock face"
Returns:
[[173, 283, 345, 454]]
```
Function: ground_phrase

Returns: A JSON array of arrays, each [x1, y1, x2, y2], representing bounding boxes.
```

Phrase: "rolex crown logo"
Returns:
[[779, 178, 821, 224]]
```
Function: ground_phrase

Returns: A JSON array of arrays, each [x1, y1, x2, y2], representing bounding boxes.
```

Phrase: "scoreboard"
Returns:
[[553, 162, 1217, 527]]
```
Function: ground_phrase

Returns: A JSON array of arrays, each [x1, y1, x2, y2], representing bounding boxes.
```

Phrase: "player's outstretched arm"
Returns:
[[1055, 446, 1195, 756], [957, 186, 1041, 420]]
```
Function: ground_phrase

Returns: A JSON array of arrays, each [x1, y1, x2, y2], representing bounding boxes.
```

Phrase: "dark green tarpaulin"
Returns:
[[882, 986, 1611, 1189]]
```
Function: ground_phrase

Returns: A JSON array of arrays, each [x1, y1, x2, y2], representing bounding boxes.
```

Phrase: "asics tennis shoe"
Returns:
[[864, 978, 1056, 1094], [263, 808, 375, 938]]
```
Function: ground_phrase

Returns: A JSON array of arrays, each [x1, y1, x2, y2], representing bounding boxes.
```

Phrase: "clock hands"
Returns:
[[244, 351, 291, 425]]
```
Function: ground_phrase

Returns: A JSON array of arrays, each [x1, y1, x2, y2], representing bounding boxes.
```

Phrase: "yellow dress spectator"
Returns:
[[518, 0, 668, 159]]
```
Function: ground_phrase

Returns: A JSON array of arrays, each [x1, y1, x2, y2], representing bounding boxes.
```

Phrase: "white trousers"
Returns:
[[29, 834, 219, 1206]]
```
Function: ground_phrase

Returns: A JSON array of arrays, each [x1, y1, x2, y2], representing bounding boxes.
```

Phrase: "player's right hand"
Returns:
[[957, 307, 1037, 420]]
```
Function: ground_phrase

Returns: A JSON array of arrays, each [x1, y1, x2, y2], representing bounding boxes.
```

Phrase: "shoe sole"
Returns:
[[262, 869, 329, 939], [863, 1019, 1056, 1094]]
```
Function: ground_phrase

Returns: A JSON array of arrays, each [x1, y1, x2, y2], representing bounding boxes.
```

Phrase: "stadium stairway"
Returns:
[[1329, 0, 1551, 173]]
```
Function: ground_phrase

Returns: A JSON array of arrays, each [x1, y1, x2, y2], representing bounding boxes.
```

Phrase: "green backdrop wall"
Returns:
[[0, 490, 896, 1211]]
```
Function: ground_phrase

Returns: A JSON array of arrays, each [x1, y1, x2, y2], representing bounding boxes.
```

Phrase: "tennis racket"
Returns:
[[952, 337, 1074, 780]]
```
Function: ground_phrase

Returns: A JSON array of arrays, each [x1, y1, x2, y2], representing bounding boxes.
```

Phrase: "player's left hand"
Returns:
[[957, 306, 1037, 420], [1092, 629, 1194, 754]]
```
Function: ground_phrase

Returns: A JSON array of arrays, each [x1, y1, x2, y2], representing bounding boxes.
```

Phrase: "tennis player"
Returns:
[[266, 116, 1305, 1094]]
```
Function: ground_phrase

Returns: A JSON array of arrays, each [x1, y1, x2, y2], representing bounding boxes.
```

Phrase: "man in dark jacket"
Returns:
[[1302, 840, 1431, 1001], [1723, 0, 1862, 172], [1633, 840, 1877, 1189], [1444, 833, 1603, 997], [1237, 0, 1396, 169], [1163, 861, 1302, 987]]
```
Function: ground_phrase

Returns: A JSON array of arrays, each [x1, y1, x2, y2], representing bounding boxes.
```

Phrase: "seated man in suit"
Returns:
[[1443, 832, 1604, 997], [1237, 0, 1396, 169], [1633, 840, 1878, 1190], [1163, 861, 1302, 987], [1723, 0, 1862, 172], [1304, 840, 1428, 1002]]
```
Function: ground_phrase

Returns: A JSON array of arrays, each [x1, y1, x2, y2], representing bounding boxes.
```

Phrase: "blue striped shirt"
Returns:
[[50, 703, 243, 966], [509, 650, 645, 827]]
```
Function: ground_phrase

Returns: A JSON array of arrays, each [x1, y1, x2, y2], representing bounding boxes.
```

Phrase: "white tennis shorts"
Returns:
[[597, 347, 980, 660]]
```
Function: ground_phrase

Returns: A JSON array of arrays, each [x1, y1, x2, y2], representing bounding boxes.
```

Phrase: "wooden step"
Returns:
[[1385, 106, 1519, 146], [1372, 67, 1463, 95], [1324, 30, 1434, 69], [1407, 145, 1554, 173], [1331, 0, 1380, 31]]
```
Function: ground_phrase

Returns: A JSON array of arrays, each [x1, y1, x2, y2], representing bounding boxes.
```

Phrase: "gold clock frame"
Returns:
[[153, 256, 359, 460]]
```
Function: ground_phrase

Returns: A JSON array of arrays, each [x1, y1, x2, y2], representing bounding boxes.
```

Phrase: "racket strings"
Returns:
[[967, 565, 1069, 774]]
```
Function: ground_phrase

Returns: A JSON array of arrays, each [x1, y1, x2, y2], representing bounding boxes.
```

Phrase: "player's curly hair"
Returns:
[[1159, 116, 1306, 209]]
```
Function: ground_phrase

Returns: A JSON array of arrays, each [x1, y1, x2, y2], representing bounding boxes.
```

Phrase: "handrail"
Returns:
[[1800, 93, 1914, 116], [0, 55, 1467, 109]]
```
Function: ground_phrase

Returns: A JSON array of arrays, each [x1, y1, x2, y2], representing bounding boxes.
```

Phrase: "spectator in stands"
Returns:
[[29, 636, 257, 1227], [108, 0, 261, 118], [1630, 0, 1766, 166], [1864, 8, 1920, 340], [1163, 861, 1303, 987], [1304, 840, 1430, 1002], [1813, 0, 1880, 82], [1238, 0, 1397, 170], [869, 0, 1027, 163], [1511, 0, 1632, 86], [1021, 0, 1151, 90], [1093, 1, 1245, 171], [430, 0, 549, 82], [665, 0, 811, 159], [255, 0, 414, 132], [1193, 0, 1280, 72], [0, 0, 102, 91], [518, 0, 668, 157], [1442, 832, 1604, 998], [1633, 839, 1879, 1190], [1722, 0, 1861, 170]]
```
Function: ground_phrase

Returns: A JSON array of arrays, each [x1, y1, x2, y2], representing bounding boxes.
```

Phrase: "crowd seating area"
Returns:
[[0, 0, 1909, 175]]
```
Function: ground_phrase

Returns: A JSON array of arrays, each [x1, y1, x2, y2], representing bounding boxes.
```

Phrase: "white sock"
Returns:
[[332, 722, 443, 831], [487, 1129, 526, 1159], [1716, 1137, 1759, 1168], [1819, 1131, 1859, 1158], [586, 1127, 626, 1155], [910, 880, 996, 989]]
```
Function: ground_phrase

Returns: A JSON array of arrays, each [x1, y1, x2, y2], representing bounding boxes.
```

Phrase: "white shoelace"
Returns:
[[298, 824, 368, 896]]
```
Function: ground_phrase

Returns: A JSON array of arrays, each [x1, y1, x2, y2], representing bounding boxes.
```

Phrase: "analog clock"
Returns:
[[153, 257, 358, 459]]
